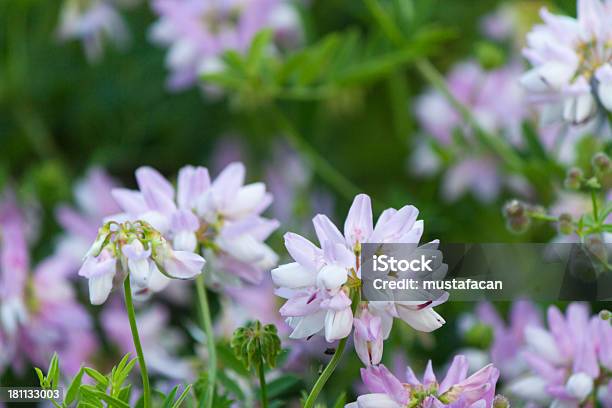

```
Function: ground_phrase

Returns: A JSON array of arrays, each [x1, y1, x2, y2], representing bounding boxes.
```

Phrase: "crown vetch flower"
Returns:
[[149, 0, 301, 90], [111, 163, 278, 288], [271, 194, 447, 344], [346, 356, 500, 408], [58, 0, 131, 62], [413, 61, 527, 203], [508, 303, 612, 406], [78, 219, 205, 305], [520, 0, 612, 127]]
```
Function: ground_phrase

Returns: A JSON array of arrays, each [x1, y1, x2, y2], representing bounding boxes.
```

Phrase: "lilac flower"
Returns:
[[271, 194, 446, 344], [353, 307, 383, 366], [78, 219, 205, 304], [58, 0, 131, 62], [413, 61, 527, 202], [520, 0, 612, 128], [111, 163, 278, 288], [149, 0, 301, 91], [347, 356, 500, 408], [508, 303, 612, 406], [476, 301, 542, 380], [0, 191, 97, 375], [102, 300, 194, 379]]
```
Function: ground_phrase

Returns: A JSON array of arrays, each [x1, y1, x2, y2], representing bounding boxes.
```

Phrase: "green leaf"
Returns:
[[171, 385, 192, 408], [65, 367, 85, 405], [247, 29, 273, 73], [84, 367, 109, 387], [34, 367, 45, 387]]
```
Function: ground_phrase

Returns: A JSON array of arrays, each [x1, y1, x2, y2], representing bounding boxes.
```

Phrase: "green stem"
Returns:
[[196, 274, 217, 408], [123, 279, 151, 408], [591, 190, 599, 223], [257, 344, 268, 408], [303, 290, 361, 408]]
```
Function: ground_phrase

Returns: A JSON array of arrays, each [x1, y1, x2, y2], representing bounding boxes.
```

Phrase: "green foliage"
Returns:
[[35, 353, 193, 408], [202, 26, 452, 108]]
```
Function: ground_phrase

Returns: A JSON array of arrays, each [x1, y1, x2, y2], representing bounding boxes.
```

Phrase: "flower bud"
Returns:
[[353, 308, 383, 366], [599, 309, 611, 321], [564, 167, 583, 190], [558, 213, 573, 235], [592, 152, 611, 173], [492, 395, 510, 408], [503, 200, 530, 234]]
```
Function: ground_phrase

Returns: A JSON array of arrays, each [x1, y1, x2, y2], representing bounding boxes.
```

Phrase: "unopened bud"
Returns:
[[592, 152, 611, 173], [493, 395, 510, 408], [558, 213, 574, 235], [503, 200, 530, 233], [599, 309, 611, 321], [564, 168, 583, 190]]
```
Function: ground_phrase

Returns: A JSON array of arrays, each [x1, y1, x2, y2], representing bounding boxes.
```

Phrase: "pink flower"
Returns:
[[413, 61, 528, 203], [520, 0, 612, 128], [0, 191, 97, 375], [149, 0, 301, 91], [347, 356, 500, 408], [58, 0, 131, 62], [353, 308, 383, 366], [271, 194, 446, 343], [111, 163, 278, 288], [475, 301, 542, 380], [508, 303, 612, 406]]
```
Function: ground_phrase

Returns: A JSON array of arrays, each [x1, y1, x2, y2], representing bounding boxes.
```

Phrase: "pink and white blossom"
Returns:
[[271, 193, 446, 343], [413, 61, 528, 202], [58, 0, 132, 61], [508, 303, 612, 406], [347, 356, 500, 408], [111, 163, 278, 288], [520, 0, 612, 129], [149, 0, 301, 91]]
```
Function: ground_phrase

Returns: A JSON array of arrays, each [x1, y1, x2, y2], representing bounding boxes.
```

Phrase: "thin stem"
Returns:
[[303, 289, 361, 408], [302, 337, 348, 408], [196, 274, 217, 408], [591, 190, 599, 223], [257, 344, 268, 408], [123, 278, 151, 408]]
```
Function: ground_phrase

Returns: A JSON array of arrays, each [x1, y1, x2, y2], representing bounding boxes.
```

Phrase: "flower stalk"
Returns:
[[123, 278, 151, 408], [196, 273, 217, 408], [303, 288, 361, 408]]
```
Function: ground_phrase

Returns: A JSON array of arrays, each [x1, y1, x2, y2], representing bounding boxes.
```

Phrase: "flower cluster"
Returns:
[[149, 0, 301, 90], [508, 303, 612, 407], [347, 355, 500, 408], [78, 219, 205, 304], [413, 60, 527, 202], [271, 193, 447, 356], [521, 0, 612, 128], [111, 163, 278, 288]]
